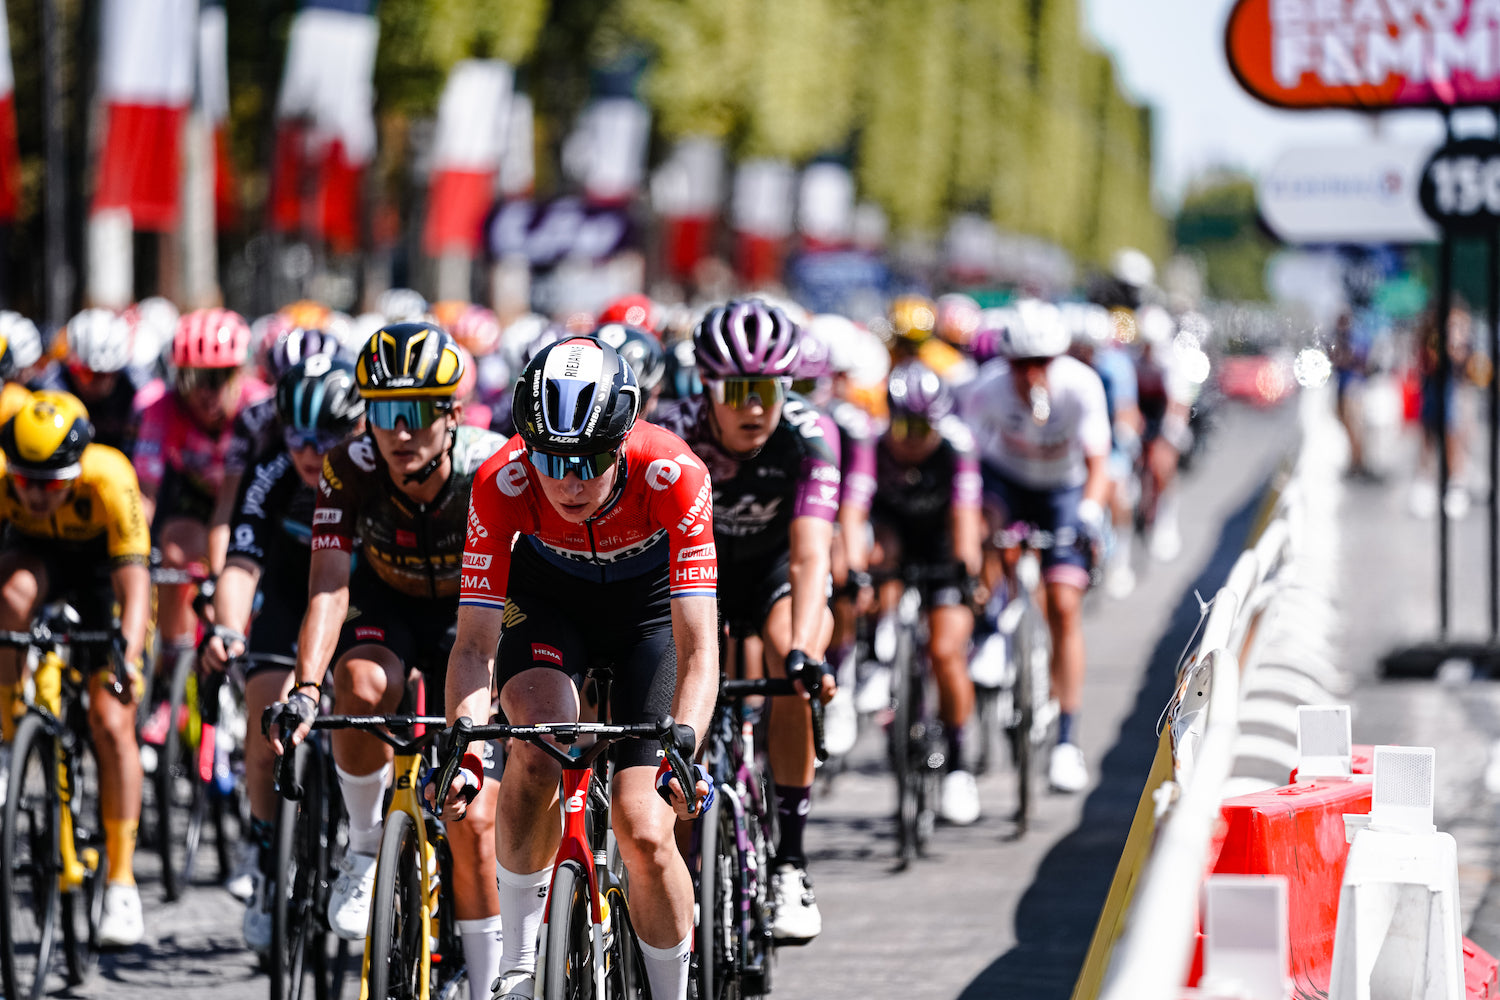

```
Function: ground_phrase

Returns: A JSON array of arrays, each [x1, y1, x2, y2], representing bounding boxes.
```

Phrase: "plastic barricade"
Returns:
[[1466, 938, 1499, 999], [1289, 744, 1375, 784]]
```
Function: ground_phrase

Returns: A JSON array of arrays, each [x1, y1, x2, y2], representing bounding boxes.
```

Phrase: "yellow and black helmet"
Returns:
[[1, 390, 92, 479], [354, 321, 466, 400], [889, 295, 937, 345]]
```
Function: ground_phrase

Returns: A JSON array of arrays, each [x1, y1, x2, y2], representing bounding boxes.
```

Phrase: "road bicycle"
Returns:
[[0, 603, 125, 999], [973, 524, 1073, 835], [693, 660, 827, 1000], [266, 705, 463, 1000], [436, 680, 699, 1000]]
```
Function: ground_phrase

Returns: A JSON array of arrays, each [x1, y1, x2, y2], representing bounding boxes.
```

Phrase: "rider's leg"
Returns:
[[89, 671, 143, 884], [763, 595, 834, 867], [330, 646, 404, 855], [155, 515, 207, 656], [614, 766, 694, 1000], [0, 550, 43, 740], [929, 603, 975, 769], [1044, 579, 1086, 742], [494, 667, 578, 981], [244, 668, 292, 831]]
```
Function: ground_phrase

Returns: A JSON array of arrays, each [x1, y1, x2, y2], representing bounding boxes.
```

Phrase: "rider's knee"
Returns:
[[612, 804, 676, 877], [333, 656, 391, 708], [157, 517, 206, 567], [89, 693, 137, 749], [503, 740, 562, 799], [0, 563, 40, 622]]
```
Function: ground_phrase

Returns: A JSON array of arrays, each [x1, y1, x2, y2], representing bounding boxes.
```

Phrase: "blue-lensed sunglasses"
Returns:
[[283, 426, 344, 455], [527, 448, 620, 481], [367, 398, 451, 431]]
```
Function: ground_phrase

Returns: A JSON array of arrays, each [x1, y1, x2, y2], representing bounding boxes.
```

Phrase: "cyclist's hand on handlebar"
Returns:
[[264, 692, 318, 756], [655, 758, 714, 821], [423, 755, 484, 821], [786, 650, 836, 705], [199, 627, 245, 674]]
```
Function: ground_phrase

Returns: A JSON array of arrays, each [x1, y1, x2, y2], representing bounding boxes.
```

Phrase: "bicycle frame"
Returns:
[[536, 760, 612, 1000]]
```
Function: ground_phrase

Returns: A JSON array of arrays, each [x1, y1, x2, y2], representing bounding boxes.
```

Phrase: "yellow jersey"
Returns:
[[0, 443, 151, 568]]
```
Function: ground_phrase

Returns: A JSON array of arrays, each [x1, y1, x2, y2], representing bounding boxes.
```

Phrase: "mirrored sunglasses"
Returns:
[[889, 414, 933, 441], [367, 398, 451, 431], [527, 448, 620, 481], [283, 426, 344, 455], [11, 472, 73, 493], [705, 377, 789, 410]]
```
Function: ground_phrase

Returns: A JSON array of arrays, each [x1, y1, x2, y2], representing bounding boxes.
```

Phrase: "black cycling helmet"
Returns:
[[592, 323, 666, 394], [512, 337, 640, 457], [276, 356, 365, 435], [355, 321, 465, 400]]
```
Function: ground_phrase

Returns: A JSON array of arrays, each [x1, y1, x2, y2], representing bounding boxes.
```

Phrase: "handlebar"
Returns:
[[260, 706, 447, 800], [719, 663, 829, 764]]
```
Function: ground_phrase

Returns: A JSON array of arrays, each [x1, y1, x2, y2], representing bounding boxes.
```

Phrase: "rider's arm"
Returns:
[[1082, 453, 1110, 510], [446, 604, 502, 727], [788, 516, 834, 657], [206, 473, 241, 573], [131, 398, 167, 526], [110, 563, 150, 667], [838, 423, 877, 576], [214, 557, 261, 637], [669, 595, 718, 746], [294, 547, 350, 688], [98, 447, 152, 666]]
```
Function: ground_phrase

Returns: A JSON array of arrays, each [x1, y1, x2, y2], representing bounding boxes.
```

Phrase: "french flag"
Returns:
[[270, 0, 378, 252], [92, 0, 197, 232], [422, 59, 512, 257], [0, 0, 19, 223], [198, 0, 235, 228]]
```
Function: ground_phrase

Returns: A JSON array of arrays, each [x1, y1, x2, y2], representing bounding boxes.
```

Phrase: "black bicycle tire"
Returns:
[[744, 772, 776, 997], [428, 820, 466, 1000], [603, 877, 644, 1000], [1009, 609, 1037, 833], [1, 713, 63, 1000], [367, 808, 424, 1000], [890, 620, 917, 863], [272, 741, 325, 1000], [314, 752, 352, 1000], [973, 686, 997, 776], [694, 787, 719, 1000], [542, 859, 592, 1000], [61, 719, 106, 986], [154, 648, 198, 901]]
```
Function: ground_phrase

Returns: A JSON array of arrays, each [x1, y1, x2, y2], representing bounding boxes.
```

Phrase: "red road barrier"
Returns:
[[1467, 938, 1499, 999], [1288, 744, 1375, 783]]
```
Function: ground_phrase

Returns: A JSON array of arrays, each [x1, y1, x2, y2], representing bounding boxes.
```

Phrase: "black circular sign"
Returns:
[[1419, 137, 1500, 234]]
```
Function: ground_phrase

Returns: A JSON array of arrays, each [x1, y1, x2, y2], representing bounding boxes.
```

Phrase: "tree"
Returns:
[[1174, 171, 1275, 302]]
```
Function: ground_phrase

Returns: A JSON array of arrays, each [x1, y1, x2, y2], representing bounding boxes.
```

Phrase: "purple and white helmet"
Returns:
[[266, 327, 344, 382], [692, 299, 801, 379], [886, 361, 953, 422]]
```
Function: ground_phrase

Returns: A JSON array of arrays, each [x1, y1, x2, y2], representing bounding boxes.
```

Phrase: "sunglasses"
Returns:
[[367, 398, 452, 431], [283, 426, 344, 455], [705, 377, 789, 410], [1012, 357, 1052, 370], [889, 414, 933, 441], [527, 448, 620, 481], [11, 472, 73, 493], [176, 366, 240, 394]]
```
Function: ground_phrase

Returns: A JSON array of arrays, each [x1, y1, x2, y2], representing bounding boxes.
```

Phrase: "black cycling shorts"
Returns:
[[2, 531, 117, 629], [243, 562, 306, 679], [150, 468, 216, 532], [334, 569, 458, 717], [494, 541, 676, 773], [717, 548, 792, 639]]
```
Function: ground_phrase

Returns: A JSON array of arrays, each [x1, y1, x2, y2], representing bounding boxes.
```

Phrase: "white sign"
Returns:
[[1258, 143, 1439, 245]]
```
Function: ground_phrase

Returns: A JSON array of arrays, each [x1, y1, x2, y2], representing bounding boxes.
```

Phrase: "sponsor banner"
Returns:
[[1258, 143, 1440, 244], [1419, 136, 1500, 232]]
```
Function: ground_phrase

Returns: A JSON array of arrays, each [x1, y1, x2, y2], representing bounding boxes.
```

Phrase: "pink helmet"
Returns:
[[452, 305, 502, 358], [174, 308, 252, 369]]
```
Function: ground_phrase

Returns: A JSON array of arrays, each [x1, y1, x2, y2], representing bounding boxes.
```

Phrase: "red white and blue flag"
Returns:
[[197, 0, 236, 227], [0, 0, 20, 223], [270, 0, 378, 252], [92, 0, 197, 231], [423, 59, 512, 256]]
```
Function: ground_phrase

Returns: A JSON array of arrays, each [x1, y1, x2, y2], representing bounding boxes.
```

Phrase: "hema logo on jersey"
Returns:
[[673, 564, 716, 584], [532, 643, 563, 665]]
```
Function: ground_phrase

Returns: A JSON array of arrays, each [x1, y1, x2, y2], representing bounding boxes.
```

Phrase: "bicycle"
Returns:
[[693, 661, 827, 1000], [435, 691, 700, 1000], [877, 563, 967, 867], [0, 603, 126, 999], [973, 523, 1074, 835], [266, 706, 463, 1000]]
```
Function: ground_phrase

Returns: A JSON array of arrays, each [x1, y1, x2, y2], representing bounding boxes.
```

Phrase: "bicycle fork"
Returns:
[[358, 758, 441, 1000], [535, 766, 608, 1000]]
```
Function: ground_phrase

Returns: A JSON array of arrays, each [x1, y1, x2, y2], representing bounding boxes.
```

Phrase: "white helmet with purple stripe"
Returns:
[[692, 298, 801, 379]]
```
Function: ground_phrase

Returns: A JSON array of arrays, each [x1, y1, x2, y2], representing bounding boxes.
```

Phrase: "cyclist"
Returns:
[[594, 322, 668, 420], [0, 311, 43, 424], [133, 308, 270, 708], [888, 294, 974, 385], [1133, 305, 1193, 563], [958, 300, 1110, 794], [263, 322, 506, 1000], [867, 361, 984, 823], [597, 292, 660, 334], [40, 310, 149, 455], [437, 336, 719, 1000], [1065, 303, 1143, 598], [208, 327, 343, 583], [0, 391, 151, 946], [653, 298, 839, 943], [200, 356, 365, 950]]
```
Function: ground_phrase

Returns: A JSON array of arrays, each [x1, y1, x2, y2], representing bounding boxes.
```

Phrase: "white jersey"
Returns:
[[959, 354, 1112, 490]]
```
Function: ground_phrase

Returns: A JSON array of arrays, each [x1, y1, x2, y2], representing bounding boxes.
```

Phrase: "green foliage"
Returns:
[[1174, 173, 1274, 301], [742, 0, 859, 161], [622, 0, 755, 141]]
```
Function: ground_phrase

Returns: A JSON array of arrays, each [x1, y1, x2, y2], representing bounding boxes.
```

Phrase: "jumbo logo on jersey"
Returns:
[[541, 341, 605, 438]]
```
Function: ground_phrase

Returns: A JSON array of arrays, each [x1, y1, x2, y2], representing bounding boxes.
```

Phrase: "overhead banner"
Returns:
[[1226, 0, 1500, 109], [1258, 143, 1440, 244]]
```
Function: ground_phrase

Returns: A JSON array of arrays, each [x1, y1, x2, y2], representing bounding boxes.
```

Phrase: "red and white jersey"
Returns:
[[460, 421, 717, 612]]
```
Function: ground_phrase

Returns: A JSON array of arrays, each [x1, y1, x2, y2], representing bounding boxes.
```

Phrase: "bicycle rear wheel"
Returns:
[[542, 859, 594, 1000], [1, 713, 64, 1000], [61, 720, 107, 985], [155, 649, 206, 900], [272, 741, 326, 1000], [889, 622, 918, 864], [1007, 611, 1038, 835], [366, 809, 425, 1000]]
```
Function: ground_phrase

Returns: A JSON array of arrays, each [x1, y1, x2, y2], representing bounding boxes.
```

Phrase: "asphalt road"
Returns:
[[68, 399, 1305, 1000]]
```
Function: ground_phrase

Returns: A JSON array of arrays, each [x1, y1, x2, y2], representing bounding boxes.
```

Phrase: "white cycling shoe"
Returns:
[[854, 665, 891, 715], [940, 770, 981, 826], [99, 881, 144, 947], [243, 870, 272, 954], [821, 688, 858, 758], [224, 838, 260, 902], [771, 864, 821, 944], [1049, 743, 1089, 794], [327, 850, 378, 941], [491, 971, 535, 1000]]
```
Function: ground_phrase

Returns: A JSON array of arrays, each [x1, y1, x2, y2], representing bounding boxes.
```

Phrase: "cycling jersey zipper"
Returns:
[[585, 519, 606, 584], [416, 501, 436, 599]]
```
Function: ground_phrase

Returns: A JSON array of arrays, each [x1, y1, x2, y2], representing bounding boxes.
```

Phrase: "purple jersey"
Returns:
[[871, 417, 981, 557], [652, 393, 842, 562], [829, 399, 876, 513]]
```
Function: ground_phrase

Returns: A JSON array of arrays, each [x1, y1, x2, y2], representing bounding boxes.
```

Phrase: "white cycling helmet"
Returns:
[[1061, 302, 1113, 348], [1111, 248, 1156, 290], [805, 313, 862, 375], [66, 308, 134, 373], [1137, 304, 1175, 347], [344, 311, 387, 356], [376, 287, 428, 323], [0, 312, 41, 371], [1000, 300, 1070, 360]]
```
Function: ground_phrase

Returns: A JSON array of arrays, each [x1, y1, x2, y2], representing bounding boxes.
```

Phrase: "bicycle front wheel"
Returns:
[[61, 718, 108, 986], [542, 859, 594, 1000], [1008, 610, 1038, 834], [366, 808, 426, 1000], [155, 650, 206, 901], [889, 622, 919, 863], [0, 713, 64, 1000], [271, 741, 326, 1000]]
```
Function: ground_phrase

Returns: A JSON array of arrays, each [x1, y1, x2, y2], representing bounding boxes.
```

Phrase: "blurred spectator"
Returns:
[[1331, 312, 1367, 476], [1410, 305, 1473, 519]]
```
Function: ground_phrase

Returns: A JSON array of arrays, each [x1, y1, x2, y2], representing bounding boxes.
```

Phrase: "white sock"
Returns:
[[335, 763, 391, 856], [496, 863, 552, 978], [1112, 522, 1133, 567], [1156, 488, 1180, 533], [638, 933, 692, 1000], [458, 915, 504, 1000]]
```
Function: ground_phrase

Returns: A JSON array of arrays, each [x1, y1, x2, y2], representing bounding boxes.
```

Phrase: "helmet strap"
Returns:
[[402, 424, 457, 486]]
